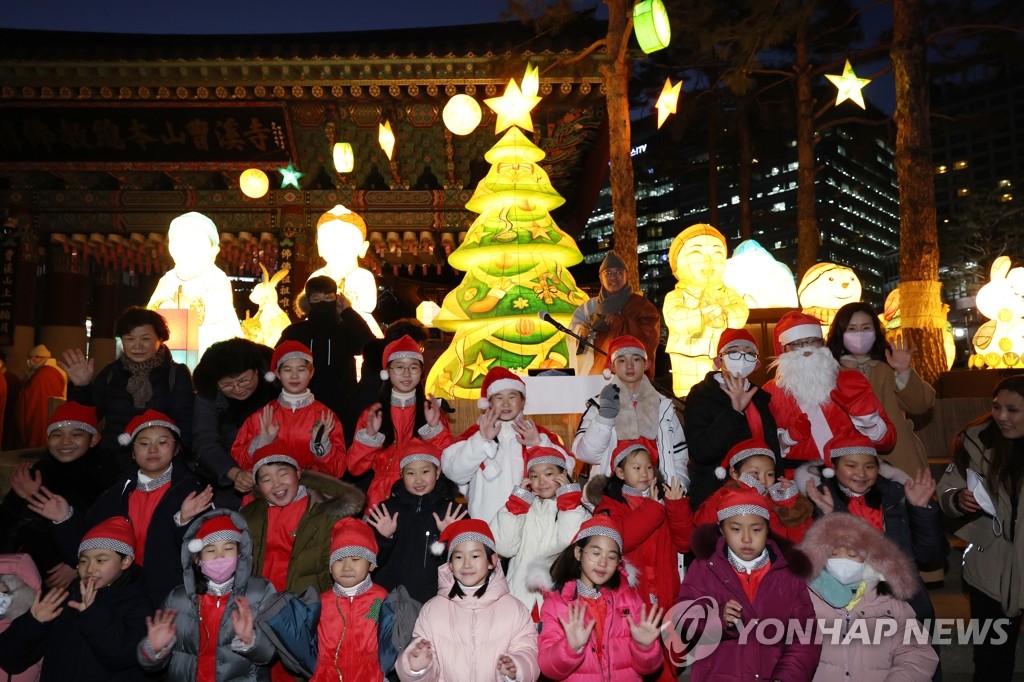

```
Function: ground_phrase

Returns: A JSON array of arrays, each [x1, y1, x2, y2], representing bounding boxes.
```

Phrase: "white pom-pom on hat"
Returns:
[[714, 466, 728, 480], [822, 467, 835, 478], [380, 369, 389, 381], [264, 371, 277, 383], [117, 433, 132, 447], [429, 540, 446, 556], [602, 368, 612, 380], [187, 538, 204, 553], [477, 397, 489, 410]]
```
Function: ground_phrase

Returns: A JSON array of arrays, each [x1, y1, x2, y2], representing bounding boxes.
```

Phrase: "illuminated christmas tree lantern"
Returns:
[[332, 142, 354, 173], [239, 168, 269, 199], [442, 94, 482, 136], [633, 0, 671, 54]]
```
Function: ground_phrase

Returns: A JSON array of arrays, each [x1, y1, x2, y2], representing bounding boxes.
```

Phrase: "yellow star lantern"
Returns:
[[522, 63, 540, 98], [484, 78, 541, 134], [826, 60, 871, 109], [655, 77, 681, 129], [379, 119, 396, 160]]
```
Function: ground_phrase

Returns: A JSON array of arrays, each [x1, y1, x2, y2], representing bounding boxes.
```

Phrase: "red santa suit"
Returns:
[[231, 391, 347, 478]]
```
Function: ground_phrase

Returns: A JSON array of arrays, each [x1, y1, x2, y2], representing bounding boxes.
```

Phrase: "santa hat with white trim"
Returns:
[[524, 446, 568, 473], [715, 438, 775, 480], [187, 514, 243, 554], [265, 340, 314, 382], [612, 437, 658, 469], [250, 442, 299, 476], [79, 516, 135, 560], [430, 518, 496, 560], [379, 334, 424, 381], [715, 486, 771, 522], [717, 328, 759, 355], [773, 310, 823, 356], [571, 515, 624, 553], [117, 409, 180, 447], [398, 439, 441, 471], [329, 517, 378, 567], [48, 401, 98, 437], [476, 366, 526, 410], [821, 434, 877, 479], [602, 335, 648, 379]]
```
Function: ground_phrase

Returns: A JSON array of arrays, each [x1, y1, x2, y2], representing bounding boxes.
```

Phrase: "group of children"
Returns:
[[0, 331, 940, 681]]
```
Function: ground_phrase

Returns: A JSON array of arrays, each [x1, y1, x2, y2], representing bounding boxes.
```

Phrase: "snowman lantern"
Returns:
[[798, 262, 863, 334]]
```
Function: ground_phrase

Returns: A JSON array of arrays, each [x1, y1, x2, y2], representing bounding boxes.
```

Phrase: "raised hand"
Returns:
[[26, 486, 70, 523], [647, 478, 661, 503], [721, 370, 757, 413], [904, 468, 937, 508], [557, 601, 595, 652], [30, 587, 68, 623], [432, 502, 468, 534], [58, 348, 94, 387], [511, 417, 540, 447], [366, 504, 399, 538], [407, 639, 434, 670], [318, 410, 336, 438], [885, 333, 914, 374], [629, 605, 664, 647], [365, 403, 384, 436], [146, 609, 179, 652], [10, 463, 42, 500], [231, 596, 255, 646], [179, 486, 214, 526], [804, 481, 835, 515], [597, 383, 620, 419], [44, 563, 78, 590], [496, 654, 518, 679], [228, 467, 254, 494], [424, 394, 442, 427], [664, 476, 687, 501], [258, 404, 281, 441], [477, 405, 501, 441], [68, 577, 98, 612], [554, 472, 571, 490]]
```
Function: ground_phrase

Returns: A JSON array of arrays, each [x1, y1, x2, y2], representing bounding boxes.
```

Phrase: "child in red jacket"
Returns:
[[694, 438, 813, 542], [231, 341, 346, 479], [537, 516, 664, 681], [348, 335, 454, 510]]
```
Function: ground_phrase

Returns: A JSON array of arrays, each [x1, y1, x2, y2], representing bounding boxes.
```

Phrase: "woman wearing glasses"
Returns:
[[191, 338, 279, 509]]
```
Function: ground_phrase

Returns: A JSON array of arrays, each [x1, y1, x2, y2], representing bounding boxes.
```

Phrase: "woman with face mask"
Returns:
[[683, 329, 783, 509], [825, 302, 935, 479]]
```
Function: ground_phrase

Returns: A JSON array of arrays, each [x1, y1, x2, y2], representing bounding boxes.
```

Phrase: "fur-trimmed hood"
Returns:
[[584, 474, 610, 507], [690, 523, 813, 579], [797, 513, 919, 601], [250, 469, 365, 519]]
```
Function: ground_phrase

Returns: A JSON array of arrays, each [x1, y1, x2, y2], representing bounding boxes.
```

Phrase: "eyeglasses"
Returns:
[[388, 363, 422, 376], [217, 370, 256, 393], [601, 268, 625, 278], [720, 350, 758, 362], [581, 547, 621, 564], [785, 337, 824, 351], [308, 293, 338, 304]]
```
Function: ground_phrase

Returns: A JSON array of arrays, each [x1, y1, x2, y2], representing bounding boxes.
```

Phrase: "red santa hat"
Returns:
[[715, 438, 775, 480], [250, 442, 299, 476], [187, 514, 243, 554], [329, 517, 378, 567], [398, 439, 441, 471], [118, 409, 180, 447], [571, 515, 624, 553], [717, 328, 759, 355], [79, 516, 135, 560], [821, 434, 877, 479], [476, 366, 526, 410], [430, 518, 496, 560], [380, 335, 424, 381], [715, 486, 771, 522], [773, 310, 824, 356], [48, 401, 98, 437], [602, 335, 648, 379], [612, 437, 658, 469], [266, 340, 314, 382], [524, 446, 568, 472]]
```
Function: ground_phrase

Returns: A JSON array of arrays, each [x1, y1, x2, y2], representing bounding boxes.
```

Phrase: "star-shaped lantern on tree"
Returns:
[[277, 162, 304, 189], [484, 78, 542, 133], [655, 77, 682, 129], [826, 60, 871, 109]]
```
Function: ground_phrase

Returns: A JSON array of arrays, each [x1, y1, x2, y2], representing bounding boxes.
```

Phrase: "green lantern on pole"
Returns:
[[633, 0, 671, 54]]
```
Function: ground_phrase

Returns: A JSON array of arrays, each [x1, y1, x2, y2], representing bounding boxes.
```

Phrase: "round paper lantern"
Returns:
[[239, 168, 269, 199], [442, 94, 482, 136], [333, 142, 354, 173], [633, 0, 671, 54]]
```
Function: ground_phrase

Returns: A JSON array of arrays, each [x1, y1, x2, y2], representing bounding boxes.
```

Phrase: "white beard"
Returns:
[[773, 346, 840, 407]]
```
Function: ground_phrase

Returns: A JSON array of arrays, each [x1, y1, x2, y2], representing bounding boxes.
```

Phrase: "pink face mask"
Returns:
[[199, 556, 237, 583], [843, 331, 876, 355]]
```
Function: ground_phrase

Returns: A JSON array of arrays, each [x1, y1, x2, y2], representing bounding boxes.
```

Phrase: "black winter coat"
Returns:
[[684, 371, 781, 508], [0, 566, 151, 682], [373, 477, 456, 605]]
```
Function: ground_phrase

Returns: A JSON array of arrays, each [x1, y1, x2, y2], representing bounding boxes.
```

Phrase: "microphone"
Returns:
[[537, 310, 607, 355]]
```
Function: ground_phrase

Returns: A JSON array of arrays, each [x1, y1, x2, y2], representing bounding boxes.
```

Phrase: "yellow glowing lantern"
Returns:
[[798, 262, 863, 333], [484, 78, 541, 134], [970, 256, 1024, 368], [239, 168, 269, 199], [379, 120, 396, 160], [442, 94, 482, 136], [826, 60, 871, 109], [333, 142, 354, 173], [522, 63, 540, 98], [655, 77, 681, 129], [722, 239, 799, 308], [633, 0, 671, 54], [416, 300, 442, 327]]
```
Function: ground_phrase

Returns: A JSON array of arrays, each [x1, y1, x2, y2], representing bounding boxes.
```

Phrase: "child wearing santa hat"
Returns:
[[441, 366, 571, 526], [1, 402, 113, 591], [491, 445, 590, 618], [536, 516, 664, 681], [0, 516, 151, 681], [38, 410, 211, 607], [231, 340, 347, 479], [692, 438, 813, 542], [678, 487, 820, 681], [365, 439, 463, 605], [138, 510, 276, 682], [396, 518, 540, 682], [349, 335, 454, 510]]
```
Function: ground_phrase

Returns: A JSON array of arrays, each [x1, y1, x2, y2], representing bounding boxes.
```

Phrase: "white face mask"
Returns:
[[722, 355, 757, 379], [826, 557, 865, 585], [966, 468, 998, 516]]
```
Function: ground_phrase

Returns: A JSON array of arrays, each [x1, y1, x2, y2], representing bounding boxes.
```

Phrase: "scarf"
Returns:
[[810, 570, 866, 608], [592, 283, 633, 328], [611, 375, 661, 440], [121, 345, 169, 409]]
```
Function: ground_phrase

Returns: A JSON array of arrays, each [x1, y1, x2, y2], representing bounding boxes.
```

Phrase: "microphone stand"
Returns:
[[538, 312, 607, 356]]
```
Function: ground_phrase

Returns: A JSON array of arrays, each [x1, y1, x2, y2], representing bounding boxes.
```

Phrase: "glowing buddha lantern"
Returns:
[[633, 0, 671, 54], [442, 94, 482, 136], [332, 142, 354, 173], [798, 262, 863, 333], [239, 168, 269, 199]]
